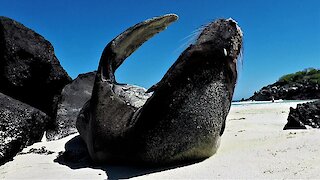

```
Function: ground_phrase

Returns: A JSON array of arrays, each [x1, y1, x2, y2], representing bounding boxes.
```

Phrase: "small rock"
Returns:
[[284, 100, 320, 129], [18, 146, 54, 155]]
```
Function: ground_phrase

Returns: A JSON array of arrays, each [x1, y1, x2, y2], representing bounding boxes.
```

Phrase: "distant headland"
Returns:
[[246, 68, 320, 101]]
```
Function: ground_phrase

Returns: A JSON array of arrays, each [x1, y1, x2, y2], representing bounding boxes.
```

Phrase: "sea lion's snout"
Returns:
[[195, 19, 243, 63]]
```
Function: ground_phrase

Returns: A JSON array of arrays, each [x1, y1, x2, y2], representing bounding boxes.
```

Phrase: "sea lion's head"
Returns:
[[145, 18, 243, 101], [194, 18, 243, 85]]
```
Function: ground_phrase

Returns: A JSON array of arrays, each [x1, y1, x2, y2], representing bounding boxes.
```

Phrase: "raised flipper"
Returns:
[[97, 14, 178, 82]]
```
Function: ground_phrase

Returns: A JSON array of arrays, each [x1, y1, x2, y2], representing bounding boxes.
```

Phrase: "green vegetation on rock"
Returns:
[[278, 68, 320, 84], [247, 67, 320, 101]]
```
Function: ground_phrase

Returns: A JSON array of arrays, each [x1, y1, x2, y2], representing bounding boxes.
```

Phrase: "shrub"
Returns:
[[278, 68, 320, 84]]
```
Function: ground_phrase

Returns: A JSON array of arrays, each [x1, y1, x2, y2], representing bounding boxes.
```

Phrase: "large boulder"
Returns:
[[46, 71, 96, 141], [284, 100, 320, 129], [0, 92, 49, 165], [0, 16, 72, 116]]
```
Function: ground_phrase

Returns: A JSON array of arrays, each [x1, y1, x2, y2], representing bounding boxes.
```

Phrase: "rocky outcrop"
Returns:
[[46, 71, 96, 141], [284, 100, 320, 130], [248, 68, 320, 101], [0, 93, 49, 165], [0, 16, 72, 116], [249, 81, 319, 101]]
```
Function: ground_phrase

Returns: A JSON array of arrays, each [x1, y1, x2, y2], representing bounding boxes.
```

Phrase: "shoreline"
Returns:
[[232, 99, 316, 105]]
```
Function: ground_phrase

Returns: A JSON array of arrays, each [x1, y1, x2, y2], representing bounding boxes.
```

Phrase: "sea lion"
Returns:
[[76, 14, 243, 165]]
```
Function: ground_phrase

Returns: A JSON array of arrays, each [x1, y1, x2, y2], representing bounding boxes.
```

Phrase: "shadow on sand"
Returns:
[[54, 135, 201, 180]]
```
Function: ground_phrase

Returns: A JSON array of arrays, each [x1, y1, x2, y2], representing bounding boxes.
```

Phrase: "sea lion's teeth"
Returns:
[[224, 48, 228, 56]]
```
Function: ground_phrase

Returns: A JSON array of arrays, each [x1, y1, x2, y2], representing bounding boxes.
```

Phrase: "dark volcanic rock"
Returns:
[[46, 71, 96, 141], [248, 68, 320, 101], [0, 16, 72, 116], [18, 146, 54, 155], [249, 82, 319, 101], [0, 92, 49, 165], [284, 100, 320, 130]]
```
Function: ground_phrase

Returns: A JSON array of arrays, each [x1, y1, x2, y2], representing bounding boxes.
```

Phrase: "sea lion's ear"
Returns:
[[98, 14, 178, 82]]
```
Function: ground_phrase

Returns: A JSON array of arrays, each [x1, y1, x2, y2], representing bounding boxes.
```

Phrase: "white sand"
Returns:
[[1, 100, 319, 179]]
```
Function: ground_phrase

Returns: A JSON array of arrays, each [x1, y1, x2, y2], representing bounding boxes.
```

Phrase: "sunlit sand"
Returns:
[[1, 100, 319, 179]]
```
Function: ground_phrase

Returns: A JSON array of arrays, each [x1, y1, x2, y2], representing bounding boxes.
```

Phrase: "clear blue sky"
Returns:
[[1, 0, 319, 100]]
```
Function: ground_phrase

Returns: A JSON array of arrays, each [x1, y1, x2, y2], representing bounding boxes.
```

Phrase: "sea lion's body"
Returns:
[[76, 14, 243, 164]]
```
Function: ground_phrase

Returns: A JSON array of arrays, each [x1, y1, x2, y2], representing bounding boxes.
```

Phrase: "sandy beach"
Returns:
[[1, 100, 319, 179]]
